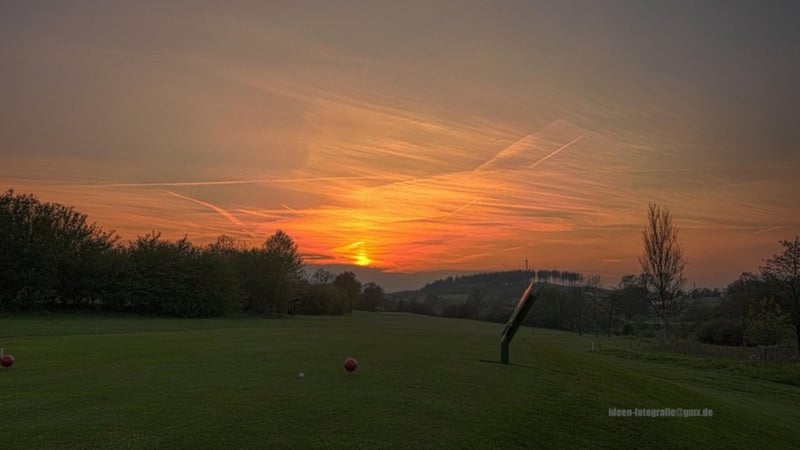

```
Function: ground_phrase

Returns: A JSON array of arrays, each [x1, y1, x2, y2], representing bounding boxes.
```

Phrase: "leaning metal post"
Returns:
[[500, 279, 540, 364]]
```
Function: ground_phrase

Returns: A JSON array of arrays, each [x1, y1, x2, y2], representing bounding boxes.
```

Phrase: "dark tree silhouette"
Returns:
[[265, 230, 304, 280], [0, 189, 118, 310], [760, 236, 800, 353], [638, 203, 687, 342], [723, 272, 778, 321], [359, 282, 385, 312], [742, 297, 787, 347], [334, 271, 362, 310]]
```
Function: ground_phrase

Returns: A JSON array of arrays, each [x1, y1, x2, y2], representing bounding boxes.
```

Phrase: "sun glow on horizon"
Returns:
[[355, 251, 372, 267], [8, 115, 796, 289], [338, 240, 373, 267]]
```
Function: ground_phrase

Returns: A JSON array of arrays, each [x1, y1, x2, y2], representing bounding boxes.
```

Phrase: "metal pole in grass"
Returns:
[[500, 279, 540, 364]]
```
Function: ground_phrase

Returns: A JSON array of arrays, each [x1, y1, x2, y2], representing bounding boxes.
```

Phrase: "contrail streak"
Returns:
[[235, 209, 281, 221], [442, 197, 481, 219], [528, 135, 584, 169], [474, 134, 536, 172], [79, 175, 413, 188], [164, 190, 256, 238], [281, 204, 305, 217], [754, 226, 782, 235]]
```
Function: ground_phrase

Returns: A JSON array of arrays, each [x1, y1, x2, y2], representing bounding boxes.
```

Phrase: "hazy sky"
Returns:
[[2, 1, 799, 290]]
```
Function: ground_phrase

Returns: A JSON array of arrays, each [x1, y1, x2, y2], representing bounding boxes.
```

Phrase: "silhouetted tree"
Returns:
[[235, 231, 301, 315], [722, 272, 777, 320], [208, 235, 248, 256], [334, 271, 362, 310], [265, 230, 304, 281], [760, 236, 800, 353], [638, 203, 687, 342], [0, 189, 118, 311], [358, 282, 385, 311], [742, 297, 787, 346]]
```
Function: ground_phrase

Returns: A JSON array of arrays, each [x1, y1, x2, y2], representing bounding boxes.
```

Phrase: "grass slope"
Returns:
[[1, 312, 798, 449]]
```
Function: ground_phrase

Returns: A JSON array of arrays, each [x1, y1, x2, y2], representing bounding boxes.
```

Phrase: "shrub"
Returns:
[[697, 318, 743, 346]]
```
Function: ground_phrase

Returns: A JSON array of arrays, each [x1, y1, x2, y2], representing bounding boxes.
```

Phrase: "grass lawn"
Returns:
[[1, 312, 799, 449]]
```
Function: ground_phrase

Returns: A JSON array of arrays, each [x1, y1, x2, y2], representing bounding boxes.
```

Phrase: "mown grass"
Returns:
[[1, 312, 799, 449], [602, 344, 800, 387]]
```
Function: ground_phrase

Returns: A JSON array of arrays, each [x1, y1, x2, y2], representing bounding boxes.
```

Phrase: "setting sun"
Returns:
[[355, 251, 372, 267], [338, 240, 372, 267]]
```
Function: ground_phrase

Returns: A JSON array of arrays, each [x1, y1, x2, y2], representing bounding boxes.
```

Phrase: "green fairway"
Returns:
[[1, 313, 799, 449]]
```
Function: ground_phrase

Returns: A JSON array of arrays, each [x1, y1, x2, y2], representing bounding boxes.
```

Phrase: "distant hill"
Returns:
[[420, 270, 534, 296], [388, 270, 533, 307], [386, 269, 593, 323]]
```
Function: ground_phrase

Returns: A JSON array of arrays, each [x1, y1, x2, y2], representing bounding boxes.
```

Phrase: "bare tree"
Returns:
[[760, 236, 800, 354], [638, 203, 687, 342]]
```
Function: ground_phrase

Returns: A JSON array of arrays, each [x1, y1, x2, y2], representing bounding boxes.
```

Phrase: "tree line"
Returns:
[[0, 189, 382, 317]]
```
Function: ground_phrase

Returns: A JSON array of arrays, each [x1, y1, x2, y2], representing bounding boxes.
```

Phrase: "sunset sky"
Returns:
[[2, 1, 798, 290]]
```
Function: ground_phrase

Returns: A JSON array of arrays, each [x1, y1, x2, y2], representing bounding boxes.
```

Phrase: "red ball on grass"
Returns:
[[1, 355, 14, 368], [344, 357, 358, 372]]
